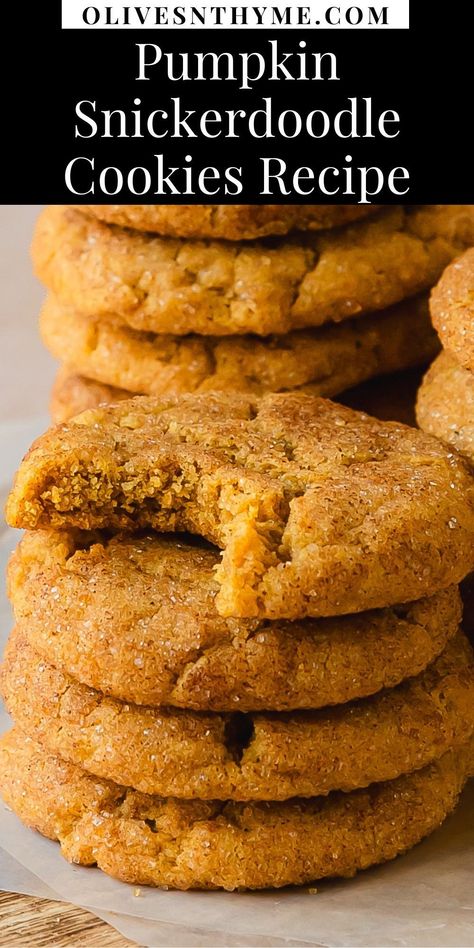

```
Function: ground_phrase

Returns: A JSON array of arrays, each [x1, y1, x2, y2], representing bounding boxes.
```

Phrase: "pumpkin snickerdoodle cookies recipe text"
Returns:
[[66, 41, 411, 201]]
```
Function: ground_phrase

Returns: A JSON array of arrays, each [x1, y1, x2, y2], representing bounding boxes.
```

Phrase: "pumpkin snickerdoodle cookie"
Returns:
[[2, 629, 473, 800], [416, 352, 474, 465], [9, 532, 461, 711], [430, 247, 474, 371], [0, 730, 472, 890], [50, 365, 425, 426], [40, 293, 437, 402], [32, 205, 474, 336], [79, 204, 378, 240], [7, 394, 474, 620]]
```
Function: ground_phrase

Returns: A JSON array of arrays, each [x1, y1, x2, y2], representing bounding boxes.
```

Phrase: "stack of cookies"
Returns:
[[417, 247, 474, 469], [1, 392, 474, 890], [30, 203, 474, 423], [417, 248, 474, 642]]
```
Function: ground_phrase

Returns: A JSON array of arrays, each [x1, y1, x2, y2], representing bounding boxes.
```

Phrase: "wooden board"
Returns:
[[0, 891, 136, 946]]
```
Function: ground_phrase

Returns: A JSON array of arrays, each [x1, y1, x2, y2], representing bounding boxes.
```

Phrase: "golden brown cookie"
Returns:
[[50, 365, 426, 427], [7, 394, 474, 620], [416, 351, 474, 465], [41, 293, 437, 405], [2, 629, 473, 801], [9, 531, 461, 711], [79, 204, 378, 240], [32, 205, 474, 336], [430, 248, 474, 371], [0, 730, 472, 890]]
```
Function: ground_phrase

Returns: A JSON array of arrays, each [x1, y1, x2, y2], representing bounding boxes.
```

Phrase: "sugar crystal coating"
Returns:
[[79, 204, 378, 240], [7, 393, 474, 619], [0, 729, 472, 890], [9, 530, 462, 710], [32, 205, 474, 336], [2, 628, 473, 800]]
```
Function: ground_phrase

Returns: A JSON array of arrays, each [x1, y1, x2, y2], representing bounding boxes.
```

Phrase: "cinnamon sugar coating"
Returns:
[[80, 204, 377, 240], [2, 629, 473, 800], [32, 205, 474, 336], [41, 293, 437, 403], [7, 393, 474, 619], [9, 531, 461, 711], [0, 730, 472, 890]]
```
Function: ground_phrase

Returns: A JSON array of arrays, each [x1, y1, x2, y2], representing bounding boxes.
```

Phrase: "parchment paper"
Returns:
[[1, 419, 473, 948]]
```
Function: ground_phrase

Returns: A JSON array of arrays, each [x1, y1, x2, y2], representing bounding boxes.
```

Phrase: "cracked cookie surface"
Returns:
[[417, 352, 474, 465], [79, 204, 377, 240], [0, 730, 472, 890], [41, 293, 437, 402], [430, 247, 474, 371], [32, 205, 474, 336], [7, 393, 474, 619], [9, 531, 462, 711], [2, 629, 473, 800]]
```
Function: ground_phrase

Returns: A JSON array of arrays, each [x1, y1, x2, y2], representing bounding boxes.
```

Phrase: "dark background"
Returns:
[[2, 1, 473, 203]]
